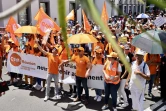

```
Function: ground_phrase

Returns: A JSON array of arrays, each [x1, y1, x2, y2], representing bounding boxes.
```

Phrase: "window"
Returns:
[[40, 2, 49, 15], [141, 5, 144, 13], [133, 5, 136, 13], [119, 0, 122, 4], [124, 6, 127, 14], [17, 0, 30, 26], [138, 5, 140, 13]]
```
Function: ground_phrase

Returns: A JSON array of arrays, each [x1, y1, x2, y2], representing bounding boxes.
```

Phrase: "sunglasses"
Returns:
[[96, 53, 101, 55], [74, 50, 78, 52], [78, 50, 83, 52]]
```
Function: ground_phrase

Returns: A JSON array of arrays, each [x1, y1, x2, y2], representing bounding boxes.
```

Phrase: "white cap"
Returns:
[[136, 49, 146, 56]]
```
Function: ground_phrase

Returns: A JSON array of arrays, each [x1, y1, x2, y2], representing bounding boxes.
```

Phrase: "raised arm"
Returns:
[[35, 40, 48, 56]]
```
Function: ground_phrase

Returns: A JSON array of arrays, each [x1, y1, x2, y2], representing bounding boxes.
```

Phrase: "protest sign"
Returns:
[[118, 36, 127, 44], [7, 52, 105, 89], [7, 51, 48, 79], [154, 16, 166, 27], [59, 62, 104, 89]]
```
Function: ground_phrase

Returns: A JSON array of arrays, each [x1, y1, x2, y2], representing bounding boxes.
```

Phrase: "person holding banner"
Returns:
[[35, 40, 64, 101], [23, 42, 34, 89], [92, 48, 104, 102], [63, 47, 92, 105], [102, 52, 122, 111], [9, 40, 21, 85]]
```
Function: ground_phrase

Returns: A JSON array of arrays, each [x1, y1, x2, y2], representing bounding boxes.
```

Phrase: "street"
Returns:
[[0, 67, 165, 111]]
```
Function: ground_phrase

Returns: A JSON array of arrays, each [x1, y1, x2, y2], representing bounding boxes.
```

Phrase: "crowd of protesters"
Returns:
[[0, 10, 166, 111]]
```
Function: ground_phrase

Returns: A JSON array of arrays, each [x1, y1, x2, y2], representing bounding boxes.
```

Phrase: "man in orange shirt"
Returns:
[[35, 40, 64, 102], [63, 47, 91, 105], [144, 53, 161, 97]]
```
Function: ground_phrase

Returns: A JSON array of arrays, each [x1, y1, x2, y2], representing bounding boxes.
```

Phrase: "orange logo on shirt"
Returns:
[[10, 53, 21, 66]]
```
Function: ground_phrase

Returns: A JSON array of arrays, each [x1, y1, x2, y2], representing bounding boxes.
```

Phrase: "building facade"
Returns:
[[0, 0, 146, 27]]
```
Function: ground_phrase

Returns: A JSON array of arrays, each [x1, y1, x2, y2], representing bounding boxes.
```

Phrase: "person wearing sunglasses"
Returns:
[[63, 47, 92, 105]]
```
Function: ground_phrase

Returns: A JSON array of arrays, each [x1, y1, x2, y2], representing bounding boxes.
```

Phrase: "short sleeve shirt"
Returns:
[[129, 61, 150, 91], [72, 55, 90, 77]]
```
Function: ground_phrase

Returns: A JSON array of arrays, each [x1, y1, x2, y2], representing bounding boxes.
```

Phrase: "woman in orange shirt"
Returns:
[[92, 49, 104, 102]]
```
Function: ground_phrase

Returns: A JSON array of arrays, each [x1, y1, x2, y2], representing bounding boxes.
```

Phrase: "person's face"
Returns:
[[78, 50, 84, 56], [52, 49, 58, 55], [96, 52, 101, 58], [8, 42, 12, 46], [135, 54, 144, 62], [124, 49, 129, 54], [73, 49, 78, 55], [108, 57, 115, 62]]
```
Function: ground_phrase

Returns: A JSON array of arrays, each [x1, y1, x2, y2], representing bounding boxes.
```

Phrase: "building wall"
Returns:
[[0, 0, 146, 27], [1, 0, 18, 27]]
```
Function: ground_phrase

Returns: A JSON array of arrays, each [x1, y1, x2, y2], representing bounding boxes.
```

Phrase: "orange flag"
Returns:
[[35, 8, 60, 36], [66, 10, 74, 21], [5, 17, 19, 46], [101, 1, 109, 25], [34, 7, 44, 21], [82, 10, 91, 32]]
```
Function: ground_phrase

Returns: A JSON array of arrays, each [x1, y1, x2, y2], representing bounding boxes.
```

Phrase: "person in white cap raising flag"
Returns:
[[126, 49, 150, 111]]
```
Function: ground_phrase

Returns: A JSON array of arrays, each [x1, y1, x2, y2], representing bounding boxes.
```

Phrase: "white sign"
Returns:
[[154, 16, 166, 27], [7, 51, 48, 79], [59, 62, 104, 89], [7, 52, 105, 89]]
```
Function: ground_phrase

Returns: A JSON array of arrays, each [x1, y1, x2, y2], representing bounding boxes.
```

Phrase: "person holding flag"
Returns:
[[35, 38, 64, 101]]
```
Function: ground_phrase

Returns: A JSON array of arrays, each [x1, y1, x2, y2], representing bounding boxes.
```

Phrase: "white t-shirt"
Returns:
[[129, 61, 150, 91]]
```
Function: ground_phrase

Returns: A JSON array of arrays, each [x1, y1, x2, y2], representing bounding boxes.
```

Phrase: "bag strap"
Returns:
[[143, 62, 146, 74], [59, 47, 65, 56]]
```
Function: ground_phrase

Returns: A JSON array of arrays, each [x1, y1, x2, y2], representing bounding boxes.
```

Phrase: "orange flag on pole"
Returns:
[[35, 8, 60, 36], [5, 17, 19, 46], [66, 10, 75, 21], [82, 10, 91, 32], [101, 1, 109, 25], [34, 7, 45, 21]]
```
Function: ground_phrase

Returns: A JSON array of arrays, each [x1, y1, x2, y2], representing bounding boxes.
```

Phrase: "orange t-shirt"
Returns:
[[71, 54, 78, 60], [12, 47, 19, 52], [59, 47, 73, 60], [144, 54, 161, 74], [29, 49, 34, 55], [47, 53, 61, 74], [92, 57, 103, 65], [72, 55, 90, 77], [0, 47, 2, 57], [34, 52, 41, 56]]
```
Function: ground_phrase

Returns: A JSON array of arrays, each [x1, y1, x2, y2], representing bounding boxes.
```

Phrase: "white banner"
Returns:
[[59, 62, 104, 89], [154, 16, 166, 27], [7, 51, 48, 79], [7, 51, 105, 89]]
